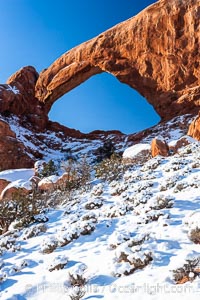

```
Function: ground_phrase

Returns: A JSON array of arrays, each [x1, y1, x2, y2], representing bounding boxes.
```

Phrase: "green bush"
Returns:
[[94, 153, 125, 182], [94, 140, 116, 163], [39, 160, 58, 178], [0, 191, 47, 234]]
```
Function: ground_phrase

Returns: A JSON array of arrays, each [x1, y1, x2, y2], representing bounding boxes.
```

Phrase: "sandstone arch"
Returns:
[[35, 0, 200, 120]]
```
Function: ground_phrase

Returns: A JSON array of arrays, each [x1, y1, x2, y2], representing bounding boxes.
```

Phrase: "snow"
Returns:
[[6, 85, 20, 95], [0, 117, 200, 299], [123, 143, 150, 159], [0, 168, 34, 182]]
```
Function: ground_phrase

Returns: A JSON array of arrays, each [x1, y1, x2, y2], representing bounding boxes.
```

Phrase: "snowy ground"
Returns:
[[0, 139, 200, 300]]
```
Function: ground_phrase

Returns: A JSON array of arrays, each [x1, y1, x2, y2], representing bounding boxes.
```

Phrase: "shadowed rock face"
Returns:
[[35, 0, 200, 120]]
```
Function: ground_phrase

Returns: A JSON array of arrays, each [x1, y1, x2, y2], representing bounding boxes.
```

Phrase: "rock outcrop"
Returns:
[[187, 112, 200, 141], [151, 137, 169, 157], [0, 119, 33, 170], [35, 0, 200, 120], [0, 66, 48, 131]]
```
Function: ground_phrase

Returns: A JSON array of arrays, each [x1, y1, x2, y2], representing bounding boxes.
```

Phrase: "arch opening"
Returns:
[[48, 72, 160, 134]]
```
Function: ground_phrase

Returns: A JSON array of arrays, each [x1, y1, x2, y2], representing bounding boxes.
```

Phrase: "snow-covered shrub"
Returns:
[[110, 183, 128, 196], [94, 153, 125, 182], [144, 211, 165, 223], [133, 190, 153, 205], [134, 181, 154, 193], [22, 224, 47, 240], [0, 192, 48, 233], [183, 211, 200, 229], [41, 236, 58, 254], [149, 195, 174, 210], [0, 235, 21, 253], [108, 231, 131, 249], [141, 156, 162, 171], [81, 212, 97, 223], [68, 263, 87, 284], [159, 175, 180, 191], [0, 258, 4, 269], [112, 243, 153, 277], [57, 228, 79, 247], [48, 255, 68, 272], [105, 203, 130, 218], [79, 221, 95, 235], [172, 257, 200, 284], [189, 228, 200, 244], [173, 182, 188, 193], [90, 183, 103, 196], [68, 286, 86, 300], [0, 271, 7, 282], [85, 198, 103, 210], [9, 259, 28, 275]]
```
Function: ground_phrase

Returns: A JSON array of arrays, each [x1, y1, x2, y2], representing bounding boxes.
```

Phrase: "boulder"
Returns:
[[38, 175, 60, 192], [123, 143, 151, 164], [151, 138, 169, 157], [0, 179, 10, 195]]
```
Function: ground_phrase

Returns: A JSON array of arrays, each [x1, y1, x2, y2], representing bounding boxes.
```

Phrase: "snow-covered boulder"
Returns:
[[38, 175, 60, 191], [168, 135, 196, 153], [123, 143, 151, 163]]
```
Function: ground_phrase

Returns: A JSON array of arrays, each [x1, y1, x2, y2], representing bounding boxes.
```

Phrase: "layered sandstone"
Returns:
[[187, 112, 200, 140], [35, 0, 200, 120], [0, 119, 33, 170]]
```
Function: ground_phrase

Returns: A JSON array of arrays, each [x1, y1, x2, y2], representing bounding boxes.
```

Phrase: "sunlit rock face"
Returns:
[[35, 0, 200, 120]]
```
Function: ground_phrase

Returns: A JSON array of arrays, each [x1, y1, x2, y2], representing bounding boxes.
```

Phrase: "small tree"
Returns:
[[39, 160, 58, 178], [95, 140, 116, 163], [94, 153, 125, 182]]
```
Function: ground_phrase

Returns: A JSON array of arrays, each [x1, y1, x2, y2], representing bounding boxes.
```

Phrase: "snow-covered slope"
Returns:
[[0, 139, 200, 300]]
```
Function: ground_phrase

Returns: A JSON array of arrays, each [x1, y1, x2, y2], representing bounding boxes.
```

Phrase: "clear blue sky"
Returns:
[[0, 0, 160, 134]]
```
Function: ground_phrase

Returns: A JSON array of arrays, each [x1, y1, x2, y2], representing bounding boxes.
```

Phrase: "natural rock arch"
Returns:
[[35, 0, 200, 120]]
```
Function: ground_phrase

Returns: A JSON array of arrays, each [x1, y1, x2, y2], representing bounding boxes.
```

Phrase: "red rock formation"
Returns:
[[35, 0, 200, 120], [187, 112, 200, 141], [0, 66, 48, 131], [0, 119, 33, 170], [151, 138, 169, 157]]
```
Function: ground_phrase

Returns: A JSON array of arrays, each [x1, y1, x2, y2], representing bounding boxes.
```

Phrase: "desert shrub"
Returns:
[[113, 243, 153, 277], [0, 191, 47, 234], [94, 140, 116, 163], [57, 229, 79, 247], [173, 257, 200, 284], [22, 224, 47, 240], [94, 153, 125, 182], [67, 263, 87, 300], [61, 155, 91, 193], [90, 183, 104, 196], [48, 255, 68, 272], [85, 198, 103, 210], [189, 228, 200, 244], [41, 236, 58, 254], [0, 271, 7, 283], [10, 259, 29, 275], [0, 235, 21, 253], [149, 195, 174, 210], [38, 160, 58, 178]]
